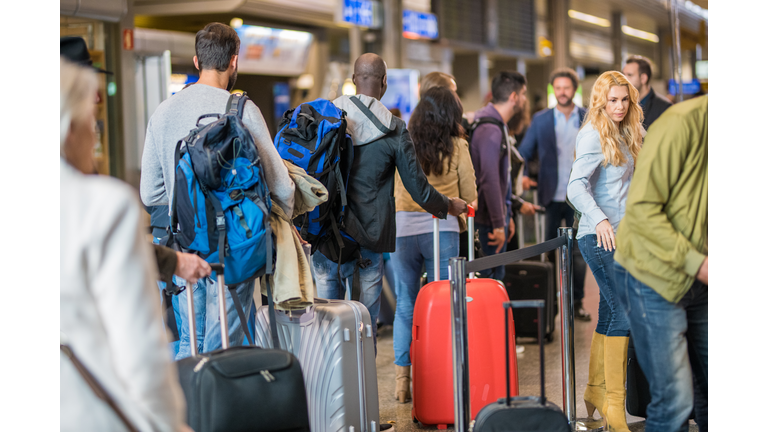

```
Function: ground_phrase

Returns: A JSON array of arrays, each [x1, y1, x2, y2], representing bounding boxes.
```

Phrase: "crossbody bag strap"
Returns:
[[60, 344, 140, 432]]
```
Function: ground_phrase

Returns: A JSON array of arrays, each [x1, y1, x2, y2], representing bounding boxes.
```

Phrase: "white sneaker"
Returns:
[[516, 345, 525, 354]]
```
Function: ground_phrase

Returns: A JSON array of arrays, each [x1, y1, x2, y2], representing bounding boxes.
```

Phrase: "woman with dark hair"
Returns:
[[390, 86, 477, 403]]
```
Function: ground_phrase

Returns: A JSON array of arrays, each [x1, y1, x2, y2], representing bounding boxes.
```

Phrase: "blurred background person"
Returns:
[[622, 55, 671, 130], [60, 57, 189, 432], [518, 68, 590, 321], [419, 71, 457, 98], [390, 86, 477, 403], [505, 97, 535, 252], [567, 71, 644, 432]]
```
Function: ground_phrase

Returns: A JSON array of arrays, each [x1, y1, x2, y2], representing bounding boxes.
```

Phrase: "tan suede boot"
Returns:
[[603, 336, 630, 432], [395, 365, 411, 403], [583, 332, 606, 420]]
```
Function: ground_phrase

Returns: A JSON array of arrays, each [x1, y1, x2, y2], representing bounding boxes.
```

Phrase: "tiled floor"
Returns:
[[374, 267, 700, 432]]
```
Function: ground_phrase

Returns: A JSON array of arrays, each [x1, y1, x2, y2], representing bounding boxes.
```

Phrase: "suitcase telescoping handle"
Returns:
[[432, 205, 475, 282], [210, 264, 231, 350], [504, 300, 547, 406], [185, 263, 227, 356]]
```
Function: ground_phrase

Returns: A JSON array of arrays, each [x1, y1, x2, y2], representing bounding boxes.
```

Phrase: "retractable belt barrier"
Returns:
[[449, 227, 594, 432], [464, 236, 566, 275]]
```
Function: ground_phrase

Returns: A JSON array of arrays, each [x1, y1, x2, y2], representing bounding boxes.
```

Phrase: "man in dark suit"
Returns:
[[518, 68, 590, 321], [623, 55, 672, 130]]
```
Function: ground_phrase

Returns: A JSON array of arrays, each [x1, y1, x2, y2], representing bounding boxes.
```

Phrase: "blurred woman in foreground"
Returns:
[[60, 57, 188, 432], [567, 70, 644, 432]]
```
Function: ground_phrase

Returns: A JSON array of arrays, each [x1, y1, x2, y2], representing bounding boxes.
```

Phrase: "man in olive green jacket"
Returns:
[[613, 95, 708, 432]]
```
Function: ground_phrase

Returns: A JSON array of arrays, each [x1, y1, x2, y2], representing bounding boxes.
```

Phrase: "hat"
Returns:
[[60, 36, 113, 75]]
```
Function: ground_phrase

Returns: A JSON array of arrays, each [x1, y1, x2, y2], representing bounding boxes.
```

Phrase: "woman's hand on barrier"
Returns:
[[175, 252, 212, 284], [595, 220, 615, 252], [488, 227, 506, 253]]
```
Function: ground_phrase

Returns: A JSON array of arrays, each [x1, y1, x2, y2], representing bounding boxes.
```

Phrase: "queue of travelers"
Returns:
[[60, 21, 707, 432]]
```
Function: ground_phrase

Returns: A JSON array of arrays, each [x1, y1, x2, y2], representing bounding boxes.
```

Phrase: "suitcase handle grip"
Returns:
[[432, 206, 476, 281], [503, 300, 546, 406], [210, 263, 224, 275]]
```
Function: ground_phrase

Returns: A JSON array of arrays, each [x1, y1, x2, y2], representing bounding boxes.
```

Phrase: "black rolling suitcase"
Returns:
[[473, 300, 569, 432], [175, 264, 310, 432], [503, 204, 557, 342]]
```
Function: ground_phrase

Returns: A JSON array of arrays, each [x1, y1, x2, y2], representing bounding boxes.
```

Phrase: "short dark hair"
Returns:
[[549, 68, 579, 89], [625, 56, 652, 81], [491, 71, 527, 104], [195, 23, 240, 72]]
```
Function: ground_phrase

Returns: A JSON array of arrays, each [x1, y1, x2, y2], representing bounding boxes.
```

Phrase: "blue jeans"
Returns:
[[390, 231, 459, 366], [476, 223, 507, 280], [175, 276, 255, 360], [613, 262, 708, 432], [153, 237, 182, 359], [313, 247, 384, 354], [578, 235, 629, 336]]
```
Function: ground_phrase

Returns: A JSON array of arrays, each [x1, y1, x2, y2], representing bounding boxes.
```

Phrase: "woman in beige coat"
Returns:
[[390, 86, 477, 403], [59, 57, 188, 432]]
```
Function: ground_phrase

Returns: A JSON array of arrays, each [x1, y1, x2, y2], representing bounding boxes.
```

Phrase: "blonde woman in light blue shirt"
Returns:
[[567, 71, 644, 432]]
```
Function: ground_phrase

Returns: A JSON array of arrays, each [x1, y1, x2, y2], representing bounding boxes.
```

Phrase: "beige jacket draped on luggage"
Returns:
[[261, 161, 329, 310]]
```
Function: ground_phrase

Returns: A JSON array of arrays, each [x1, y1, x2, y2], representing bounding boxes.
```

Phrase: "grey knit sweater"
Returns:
[[140, 84, 295, 216]]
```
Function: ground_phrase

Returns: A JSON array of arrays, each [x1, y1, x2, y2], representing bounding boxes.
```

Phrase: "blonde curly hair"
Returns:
[[583, 71, 644, 167]]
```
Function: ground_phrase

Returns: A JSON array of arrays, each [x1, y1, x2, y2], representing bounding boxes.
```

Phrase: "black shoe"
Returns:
[[380, 424, 393, 430], [574, 302, 592, 321]]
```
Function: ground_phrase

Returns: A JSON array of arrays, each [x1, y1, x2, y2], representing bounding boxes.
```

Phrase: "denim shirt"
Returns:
[[553, 107, 581, 202], [567, 122, 635, 240]]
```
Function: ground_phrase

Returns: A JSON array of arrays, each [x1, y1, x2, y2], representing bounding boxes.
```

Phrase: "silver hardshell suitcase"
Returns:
[[253, 298, 379, 432]]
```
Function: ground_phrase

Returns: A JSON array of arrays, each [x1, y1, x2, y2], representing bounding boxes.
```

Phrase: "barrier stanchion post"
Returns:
[[557, 227, 603, 431], [467, 206, 475, 279], [558, 227, 576, 423], [449, 257, 470, 432]]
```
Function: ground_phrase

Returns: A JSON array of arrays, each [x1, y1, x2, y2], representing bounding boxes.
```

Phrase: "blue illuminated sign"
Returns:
[[668, 79, 701, 96], [403, 10, 439, 40], [343, 0, 374, 27]]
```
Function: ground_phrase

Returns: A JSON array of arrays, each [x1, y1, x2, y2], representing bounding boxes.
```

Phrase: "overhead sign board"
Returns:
[[403, 10, 439, 40], [234, 25, 314, 76], [668, 79, 701, 96], [339, 0, 382, 28]]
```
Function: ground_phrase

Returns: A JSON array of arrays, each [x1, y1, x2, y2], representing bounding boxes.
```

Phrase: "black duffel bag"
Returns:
[[175, 263, 310, 432]]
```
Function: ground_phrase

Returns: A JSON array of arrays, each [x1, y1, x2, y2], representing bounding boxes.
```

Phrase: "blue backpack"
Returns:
[[273, 98, 358, 265], [169, 93, 272, 286]]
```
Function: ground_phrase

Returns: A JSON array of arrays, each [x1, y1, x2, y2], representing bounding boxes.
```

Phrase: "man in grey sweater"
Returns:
[[140, 23, 295, 359]]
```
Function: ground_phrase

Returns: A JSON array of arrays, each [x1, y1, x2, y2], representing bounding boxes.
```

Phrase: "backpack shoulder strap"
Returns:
[[349, 96, 392, 135], [225, 92, 250, 119], [470, 116, 508, 154]]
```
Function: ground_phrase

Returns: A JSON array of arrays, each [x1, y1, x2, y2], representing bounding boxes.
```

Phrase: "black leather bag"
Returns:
[[473, 300, 570, 432], [175, 264, 310, 432]]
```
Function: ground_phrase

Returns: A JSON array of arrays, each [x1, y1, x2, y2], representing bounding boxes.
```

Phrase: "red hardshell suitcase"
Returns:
[[410, 208, 519, 428]]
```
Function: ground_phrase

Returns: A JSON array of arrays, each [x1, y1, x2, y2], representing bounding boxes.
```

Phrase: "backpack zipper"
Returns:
[[193, 357, 209, 372], [260, 370, 276, 382]]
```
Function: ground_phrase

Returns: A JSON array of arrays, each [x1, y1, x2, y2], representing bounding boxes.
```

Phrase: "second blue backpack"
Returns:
[[273, 98, 357, 264], [170, 93, 272, 285]]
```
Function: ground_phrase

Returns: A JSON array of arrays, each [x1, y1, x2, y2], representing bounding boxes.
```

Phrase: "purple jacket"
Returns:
[[469, 104, 509, 229]]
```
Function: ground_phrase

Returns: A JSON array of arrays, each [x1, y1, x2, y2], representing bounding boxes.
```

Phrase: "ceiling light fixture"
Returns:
[[621, 25, 659, 43], [568, 10, 610, 28]]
